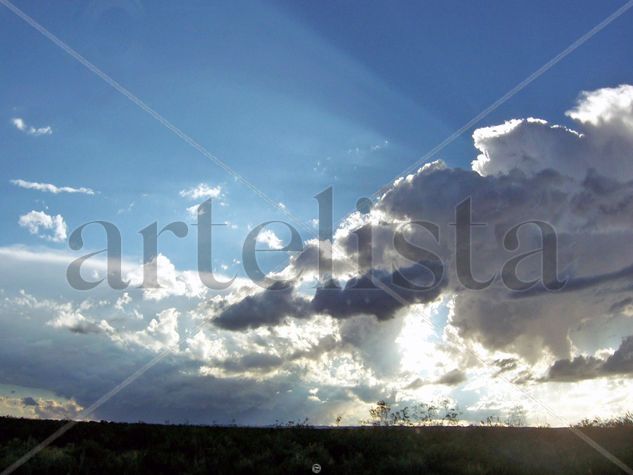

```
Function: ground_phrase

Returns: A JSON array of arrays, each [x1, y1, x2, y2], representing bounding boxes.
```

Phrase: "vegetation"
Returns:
[[0, 414, 632, 474], [573, 412, 633, 429], [364, 399, 462, 427]]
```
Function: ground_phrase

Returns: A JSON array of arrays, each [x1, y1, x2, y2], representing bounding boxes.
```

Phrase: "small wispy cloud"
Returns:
[[186, 204, 203, 218], [346, 139, 389, 155], [11, 179, 95, 195], [11, 117, 52, 136], [18, 210, 67, 243], [117, 201, 135, 215], [179, 183, 222, 200]]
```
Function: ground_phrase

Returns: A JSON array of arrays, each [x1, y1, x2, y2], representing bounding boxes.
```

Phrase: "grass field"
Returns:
[[1, 417, 632, 474]]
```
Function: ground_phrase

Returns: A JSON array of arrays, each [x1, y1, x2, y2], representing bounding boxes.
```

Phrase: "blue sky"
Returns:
[[2, 0, 632, 271], [2, 0, 633, 429]]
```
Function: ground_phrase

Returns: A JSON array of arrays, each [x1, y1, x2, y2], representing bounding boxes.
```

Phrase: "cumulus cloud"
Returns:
[[11, 179, 95, 195], [473, 85, 633, 181], [179, 183, 222, 200], [11, 117, 52, 136], [566, 84, 633, 128], [18, 210, 67, 243], [256, 229, 283, 250], [209, 83, 633, 371], [122, 308, 181, 352], [126, 253, 209, 301]]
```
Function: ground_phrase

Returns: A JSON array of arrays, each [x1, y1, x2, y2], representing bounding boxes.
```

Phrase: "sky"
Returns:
[[1, 0, 633, 427]]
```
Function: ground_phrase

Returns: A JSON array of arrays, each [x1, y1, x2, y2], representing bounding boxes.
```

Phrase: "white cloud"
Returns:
[[473, 85, 633, 181], [11, 117, 52, 136], [179, 183, 222, 200], [122, 308, 181, 352], [186, 204, 205, 218], [9, 290, 114, 336], [566, 84, 633, 128], [11, 179, 95, 195], [49, 308, 114, 335], [115, 292, 132, 311], [0, 394, 84, 421], [18, 210, 67, 243], [125, 253, 209, 301], [256, 229, 283, 250]]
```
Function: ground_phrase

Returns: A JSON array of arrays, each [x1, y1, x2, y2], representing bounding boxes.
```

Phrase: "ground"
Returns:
[[0, 417, 632, 474]]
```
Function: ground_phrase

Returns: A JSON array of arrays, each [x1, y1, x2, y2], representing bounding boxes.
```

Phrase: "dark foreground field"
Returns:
[[1, 418, 632, 474]]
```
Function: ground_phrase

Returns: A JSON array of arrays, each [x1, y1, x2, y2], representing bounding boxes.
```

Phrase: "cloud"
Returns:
[[179, 183, 222, 200], [566, 84, 633, 129], [211, 261, 445, 332], [473, 85, 633, 181], [49, 307, 114, 335], [311, 263, 445, 321], [402, 369, 466, 388], [115, 292, 132, 311], [11, 179, 95, 195], [125, 253, 209, 301], [218, 353, 284, 374], [18, 210, 67, 243], [213, 282, 312, 331], [546, 336, 633, 382], [21, 397, 37, 406], [209, 84, 633, 371], [11, 117, 52, 136], [121, 308, 181, 352], [256, 229, 283, 250], [436, 369, 467, 386], [0, 395, 84, 420], [186, 204, 202, 218], [9, 290, 114, 336]]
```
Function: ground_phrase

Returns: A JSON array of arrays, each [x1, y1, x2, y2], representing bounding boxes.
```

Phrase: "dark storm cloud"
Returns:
[[212, 281, 312, 331], [602, 336, 633, 374], [436, 369, 466, 386], [494, 358, 518, 374], [546, 336, 633, 382], [312, 262, 446, 321], [213, 262, 446, 331], [609, 298, 633, 314], [21, 397, 37, 406], [218, 353, 284, 373], [404, 378, 425, 390], [546, 355, 604, 382]]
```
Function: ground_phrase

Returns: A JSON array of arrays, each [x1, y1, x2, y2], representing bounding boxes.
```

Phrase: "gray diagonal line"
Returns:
[[373, 0, 633, 198]]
